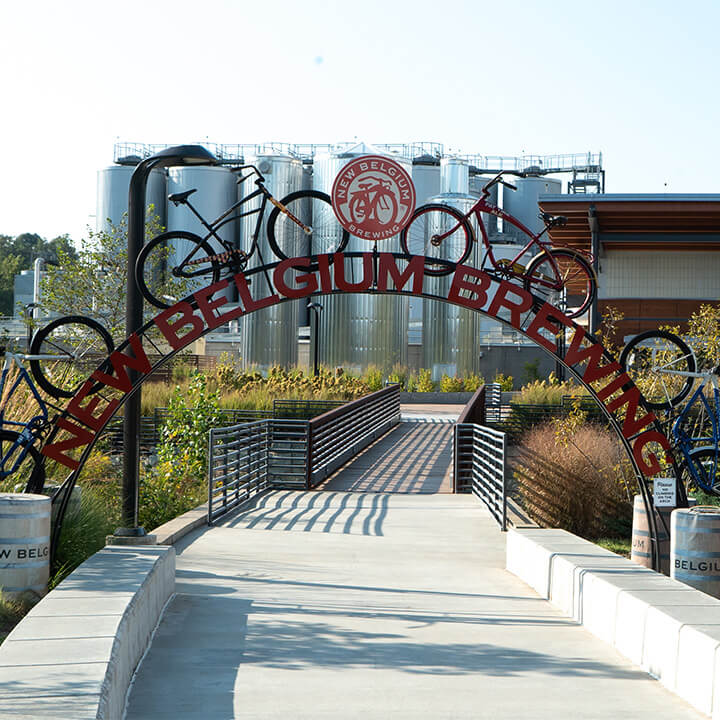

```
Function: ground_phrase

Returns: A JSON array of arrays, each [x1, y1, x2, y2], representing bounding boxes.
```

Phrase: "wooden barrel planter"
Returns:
[[631, 494, 695, 575], [671, 506, 720, 598], [0, 493, 51, 599]]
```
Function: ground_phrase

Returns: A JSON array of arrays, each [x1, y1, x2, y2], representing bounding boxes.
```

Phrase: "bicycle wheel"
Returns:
[[523, 248, 596, 319], [681, 447, 720, 496], [135, 231, 222, 310], [29, 316, 114, 399], [399, 204, 473, 276], [267, 190, 350, 264], [0, 430, 45, 493], [375, 192, 398, 226], [619, 330, 696, 411]]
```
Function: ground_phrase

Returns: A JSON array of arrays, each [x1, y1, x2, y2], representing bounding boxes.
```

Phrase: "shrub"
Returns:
[[363, 365, 384, 391], [439, 374, 463, 392], [463, 372, 484, 392], [513, 418, 637, 540], [141, 373, 222, 530], [416, 368, 435, 392], [493, 371, 514, 391]]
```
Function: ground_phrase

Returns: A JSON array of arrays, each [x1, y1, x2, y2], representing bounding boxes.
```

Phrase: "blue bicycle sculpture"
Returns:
[[0, 315, 113, 492], [620, 329, 720, 495]]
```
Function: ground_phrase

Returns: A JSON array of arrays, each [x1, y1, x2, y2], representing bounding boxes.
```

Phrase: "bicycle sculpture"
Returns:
[[620, 330, 720, 495], [135, 164, 350, 309], [399, 170, 597, 319], [0, 316, 114, 491]]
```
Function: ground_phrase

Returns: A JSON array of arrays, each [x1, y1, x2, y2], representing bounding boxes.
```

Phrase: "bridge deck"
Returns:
[[320, 420, 455, 493], [125, 480, 703, 718]]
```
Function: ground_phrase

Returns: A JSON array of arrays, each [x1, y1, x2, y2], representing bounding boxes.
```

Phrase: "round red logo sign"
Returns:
[[331, 155, 416, 241]]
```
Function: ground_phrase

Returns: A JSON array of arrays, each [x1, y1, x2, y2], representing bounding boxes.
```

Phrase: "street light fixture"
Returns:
[[307, 301, 323, 376], [119, 145, 219, 538]]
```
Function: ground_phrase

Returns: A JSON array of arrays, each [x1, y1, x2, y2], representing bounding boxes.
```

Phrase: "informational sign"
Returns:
[[654, 477, 677, 507], [331, 155, 415, 241]]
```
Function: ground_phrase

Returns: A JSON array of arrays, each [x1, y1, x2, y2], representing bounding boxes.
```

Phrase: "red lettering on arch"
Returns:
[[632, 431, 672, 476], [273, 258, 318, 299], [42, 418, 96, 470], [487, 281, 533, 329], [154, 302, 204, 352], [377, 253, 424, 294], [564, 327, 621, 384], [447, 265, 492, 309], [91, 333, 152, 393]]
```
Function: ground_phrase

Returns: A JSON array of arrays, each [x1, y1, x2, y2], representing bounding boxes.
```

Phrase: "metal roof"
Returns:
[[538, 194, 720, 252]]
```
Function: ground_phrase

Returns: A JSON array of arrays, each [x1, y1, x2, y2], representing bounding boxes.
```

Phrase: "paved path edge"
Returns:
[[0, 546, 175, 720], [507, 527, 720, 718]]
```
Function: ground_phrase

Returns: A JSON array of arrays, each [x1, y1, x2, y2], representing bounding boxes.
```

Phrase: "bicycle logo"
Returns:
[[331, 155, 415, 241]]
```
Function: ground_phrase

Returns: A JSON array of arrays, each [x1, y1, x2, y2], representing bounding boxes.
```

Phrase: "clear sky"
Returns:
[[2, 0, 719, 245]]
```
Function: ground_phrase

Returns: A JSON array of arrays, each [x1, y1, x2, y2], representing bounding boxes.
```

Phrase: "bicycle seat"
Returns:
[[168, 188, 197, 205], [539, 212, 567, 228]]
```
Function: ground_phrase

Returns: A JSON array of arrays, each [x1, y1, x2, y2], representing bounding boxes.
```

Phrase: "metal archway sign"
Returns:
[[39, 250, 682, 568]]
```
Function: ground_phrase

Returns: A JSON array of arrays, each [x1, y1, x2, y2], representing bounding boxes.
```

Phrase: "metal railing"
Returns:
[[454, 422, 507, 530], [483, 395, 604, 443], [207, 386, 401, 522], [307, 384, 401, 488]]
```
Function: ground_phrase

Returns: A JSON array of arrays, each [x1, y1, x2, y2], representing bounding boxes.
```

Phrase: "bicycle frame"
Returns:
[[437, 172, 589, 290], [0, 352, 50, 478], [671, 372, 720, 490], [174, 165, 308, 278]]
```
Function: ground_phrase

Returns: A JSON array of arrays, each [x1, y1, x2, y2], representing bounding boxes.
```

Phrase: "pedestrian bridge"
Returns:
[[0, 405, 711, 719]]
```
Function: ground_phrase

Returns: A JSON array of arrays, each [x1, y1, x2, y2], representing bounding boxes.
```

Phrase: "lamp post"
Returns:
[[307, 301, 323, 376], [116, 145, 218, 539]]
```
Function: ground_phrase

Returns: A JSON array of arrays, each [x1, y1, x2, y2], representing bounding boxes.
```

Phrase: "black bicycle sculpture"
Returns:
[[135, 164, 350, 309]]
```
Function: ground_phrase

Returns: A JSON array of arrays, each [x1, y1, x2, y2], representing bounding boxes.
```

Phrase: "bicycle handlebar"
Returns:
[[231, 164, 266, 185], [481, 170, 525, 195]]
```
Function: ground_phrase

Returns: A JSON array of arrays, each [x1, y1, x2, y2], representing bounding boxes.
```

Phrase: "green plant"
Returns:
[[463, 372, 484, 392], [141, 373, 222, 530], [387, 363, 408, 389], [493, 371, 514, 391], [439, 374, 463, 392], [522, 359, 541, 384], [50, 481, 121, 589], [363, 365, 384, 392], [416, 368, 435, 392], [0, 593, 35, 645]]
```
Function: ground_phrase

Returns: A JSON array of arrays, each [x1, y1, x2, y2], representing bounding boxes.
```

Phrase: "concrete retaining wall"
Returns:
[[0, 545, 175, 720], [507, 528, 720, 718]]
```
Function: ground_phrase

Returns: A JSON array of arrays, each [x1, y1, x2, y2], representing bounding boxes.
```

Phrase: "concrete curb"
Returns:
[[0, 545, 175, 720], [507, 528, 720, 718]]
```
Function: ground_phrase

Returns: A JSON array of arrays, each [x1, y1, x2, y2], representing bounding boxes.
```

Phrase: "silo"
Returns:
[[407, 155, 441, 359], [96, 165, 167, 233], [422, 158, 482, 379], [239, 153, 304, 369], [166, 166, 238, 299], [502, 170, 561, 237], [313, 143, 409, 371]]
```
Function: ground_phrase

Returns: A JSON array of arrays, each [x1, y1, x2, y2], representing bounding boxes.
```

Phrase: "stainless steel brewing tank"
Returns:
[[312, 145, 409, 370], [422, 193, 482, 378], [408, 157, 442, 348], [239, 154, 304, 369], [96, 165, 167, 233], [166, 166, 238, 300], [502, 174, 561, 237]]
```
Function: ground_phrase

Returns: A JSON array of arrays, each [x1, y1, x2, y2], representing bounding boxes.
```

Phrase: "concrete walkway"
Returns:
[[125, 492, 704, 719]]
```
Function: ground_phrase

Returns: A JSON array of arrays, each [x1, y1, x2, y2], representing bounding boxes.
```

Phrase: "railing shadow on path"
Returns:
[[221, 490, 390, 537]]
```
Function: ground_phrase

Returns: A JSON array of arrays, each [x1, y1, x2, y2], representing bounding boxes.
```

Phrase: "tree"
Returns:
[[39, 211, 170, 342], [0, 233, 77, 315]]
